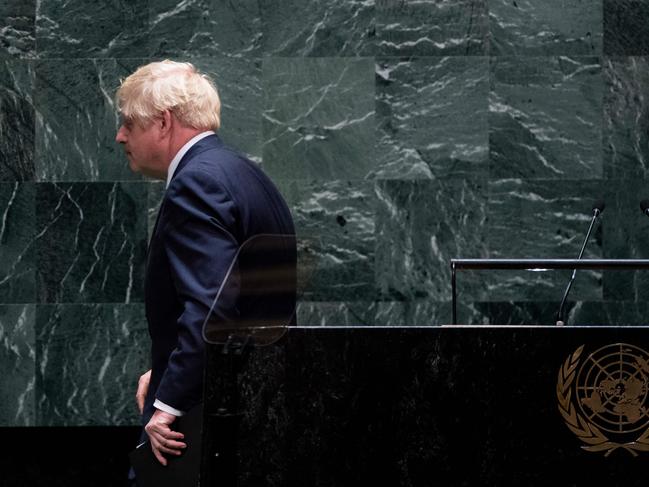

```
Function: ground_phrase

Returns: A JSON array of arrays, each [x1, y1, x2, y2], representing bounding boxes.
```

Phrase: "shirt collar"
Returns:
[[166, 130, 215, 188]]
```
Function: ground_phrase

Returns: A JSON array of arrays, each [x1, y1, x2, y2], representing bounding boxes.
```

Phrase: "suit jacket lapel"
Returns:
[[147, 134, 223, 256], [148, 201, 164, 246]]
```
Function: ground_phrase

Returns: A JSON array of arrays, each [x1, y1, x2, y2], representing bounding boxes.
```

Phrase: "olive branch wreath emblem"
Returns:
[[557, 344, 649, 457]]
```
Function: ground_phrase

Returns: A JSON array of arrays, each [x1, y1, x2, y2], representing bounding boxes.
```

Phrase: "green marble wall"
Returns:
[[1, 0, 649, 426]]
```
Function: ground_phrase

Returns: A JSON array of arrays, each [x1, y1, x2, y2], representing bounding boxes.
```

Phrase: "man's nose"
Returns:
[[115, 126, 127, 143]]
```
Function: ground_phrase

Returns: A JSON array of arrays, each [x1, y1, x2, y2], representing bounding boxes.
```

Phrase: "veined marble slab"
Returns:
[[601, 177, 649, 301], [262, 57, 375, 180], [375, 178, 488, 301], [603, 56, 649, 178], [0, 0, 35, 58], [0, 59, 34, 181], [36, 0, 149, 58], [297, 299, 649, 327], [149, 0, 261, 58], [376, 0, 488, 56], [490, 0, 602, 55], [279, 179, 376, 301], [261, 0, 375, 57], [0, 183, 35, 303], [35, 182, 146, 304], [35, 303, 147, 426], [604, 0, 649, 55], [297, 301, 405, 326], [190, 57, 262, 163], [489, 56, 603, 179], [375, 56, 489, 179], [0, 304, 34, 426], [35, 59, 144, 182], [487, 178, 604, 301]]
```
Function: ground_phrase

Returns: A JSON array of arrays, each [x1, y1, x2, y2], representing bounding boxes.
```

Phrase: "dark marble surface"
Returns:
[[149, 0, 261, 58], [466, 300, 562, 325], [603, 56, 649, 178], [604, 0, 649, 55], [279, 179, 376, 301], [376, 0, 489, 56], [489, 56, 602, 179], [297, 301, 405, 326], [470, 300, 649, 326], [375, 178, 488, 301], [490, 0, 602, 55], [2, 0, 649, 433], [297, 300, 489, 326], [35, 183, 146, 304], [0, 59, 34, 181], [297, 300, 649, 327], [192, 57, 263, 163], [0, 0, 35, 58], [403, 300, 471, 326], [35, 59, 141, 182], [375, 56, 489, 179], [601, 177, 649, 301], [260, 0, 375, 57], [206, 327, 649, 486], [566, 300, 649, 326], [262, 57, 375, 180], [0, 304, 34, 426], [0, 183, 35, 303], [486, 178, 605, 301], [204, 337, 288, 486], [36, 0, 149, 58], [35, 304, 147, 426]]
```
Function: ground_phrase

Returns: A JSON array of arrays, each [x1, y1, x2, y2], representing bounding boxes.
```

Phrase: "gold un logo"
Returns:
[[557, 343, 649, 456]]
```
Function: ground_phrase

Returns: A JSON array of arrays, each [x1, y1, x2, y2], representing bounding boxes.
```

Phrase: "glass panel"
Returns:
[[202, 234, 297, 345]]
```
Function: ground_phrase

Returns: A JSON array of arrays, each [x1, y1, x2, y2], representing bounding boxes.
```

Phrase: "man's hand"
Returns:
[[144, 409, 187, 466], [136, 370, 151, 414]]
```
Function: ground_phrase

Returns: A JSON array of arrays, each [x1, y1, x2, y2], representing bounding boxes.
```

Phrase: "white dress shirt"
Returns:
[[165, 130, 215, 188]]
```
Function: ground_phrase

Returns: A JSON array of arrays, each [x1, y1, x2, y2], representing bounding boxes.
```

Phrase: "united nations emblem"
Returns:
[[557, 343, 649, 456]]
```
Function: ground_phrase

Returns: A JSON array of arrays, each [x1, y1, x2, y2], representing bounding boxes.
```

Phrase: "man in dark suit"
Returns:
[[115, 60, 295, 466]]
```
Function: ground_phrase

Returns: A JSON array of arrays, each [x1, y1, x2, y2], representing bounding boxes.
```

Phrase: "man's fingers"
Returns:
[[136, 394, 144, 414], [157, 443, 184, 456], [135, 370, 151, 415], [147, 428, 186, 450], [155, 436, 186, 450], [150, 436, 185, 464], [163, 439, 187, 450], [152, 446, 168, 466], [146, 423, 185, 441], [145, 408, 185, 465], [151, 432, 186, 449], [164, 430, 185, 441]]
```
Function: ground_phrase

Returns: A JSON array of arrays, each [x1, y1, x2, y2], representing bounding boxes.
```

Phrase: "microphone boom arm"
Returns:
[[555, 208, 601, 326]]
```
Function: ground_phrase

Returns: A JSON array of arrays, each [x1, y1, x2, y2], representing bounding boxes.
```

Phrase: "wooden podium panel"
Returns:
[[203, 326, 649, 486]]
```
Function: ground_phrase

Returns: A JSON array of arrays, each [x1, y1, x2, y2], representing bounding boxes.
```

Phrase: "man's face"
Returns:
[[115, 116, 164, 178]]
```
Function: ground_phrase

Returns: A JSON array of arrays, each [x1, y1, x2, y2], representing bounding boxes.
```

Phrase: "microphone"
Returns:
[[641, 199, 649, 217], [555, 200, 605, 326]]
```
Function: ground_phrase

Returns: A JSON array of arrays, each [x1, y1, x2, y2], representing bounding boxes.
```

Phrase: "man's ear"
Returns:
[[159, 110, 173, 137]]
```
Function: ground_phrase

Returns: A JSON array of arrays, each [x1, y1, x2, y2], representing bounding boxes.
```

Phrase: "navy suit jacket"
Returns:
[[142, 134, 294, 425]]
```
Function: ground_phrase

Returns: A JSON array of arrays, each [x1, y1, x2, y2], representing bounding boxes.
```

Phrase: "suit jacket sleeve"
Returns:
[[155, 166, 239, 411]]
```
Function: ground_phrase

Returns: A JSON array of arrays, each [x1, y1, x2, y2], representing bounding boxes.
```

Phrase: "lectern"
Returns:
[[200, 257, 649, 486], [200, 234, 297, 486]]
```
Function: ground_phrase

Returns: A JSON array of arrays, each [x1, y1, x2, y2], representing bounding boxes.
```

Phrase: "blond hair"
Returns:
[[116, 60, 221, 131]]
